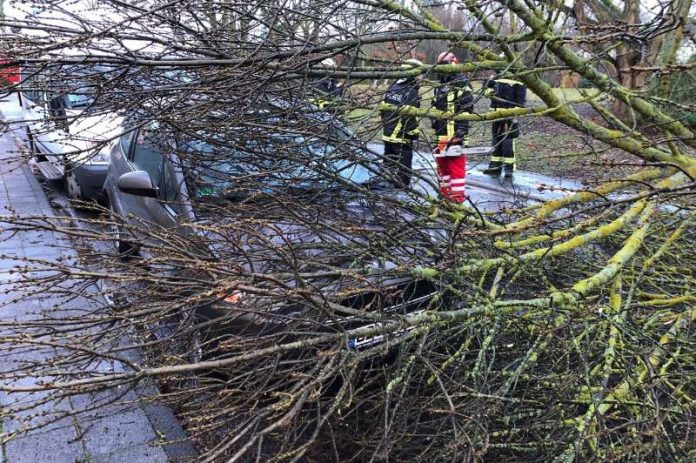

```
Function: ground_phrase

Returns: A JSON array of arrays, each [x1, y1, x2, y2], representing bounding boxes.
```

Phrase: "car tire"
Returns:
[[64, 162, 86, 201]]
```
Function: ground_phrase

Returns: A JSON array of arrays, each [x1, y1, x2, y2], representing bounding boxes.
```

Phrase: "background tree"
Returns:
[[570, 0, 694, 118]]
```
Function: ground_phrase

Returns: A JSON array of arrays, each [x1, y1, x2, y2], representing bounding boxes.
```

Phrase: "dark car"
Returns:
[[104, 114, 445, 349]]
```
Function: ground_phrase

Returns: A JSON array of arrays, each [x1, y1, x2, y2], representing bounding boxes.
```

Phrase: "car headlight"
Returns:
[[85, 141, 111, 165]]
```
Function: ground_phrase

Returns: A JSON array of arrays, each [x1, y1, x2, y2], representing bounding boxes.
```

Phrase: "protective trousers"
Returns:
[[434, 137, 467, 203], [490, 119, 516, 171], [384, 141, 414, 187]]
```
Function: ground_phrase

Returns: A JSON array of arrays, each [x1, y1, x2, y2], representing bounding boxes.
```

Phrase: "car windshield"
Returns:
[[63, 64, 120, 109], [67, 90, 93, 108], [182, 132, 377, 198]]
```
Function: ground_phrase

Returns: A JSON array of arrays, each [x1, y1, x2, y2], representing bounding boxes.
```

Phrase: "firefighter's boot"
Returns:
[[503, 164, 514, 179], [483, 162, 502, 176], [449, 191, 467, 203]]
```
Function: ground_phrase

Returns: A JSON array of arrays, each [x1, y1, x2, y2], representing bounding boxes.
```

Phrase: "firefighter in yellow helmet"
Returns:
[[309, 58, 343, 111], [483, 73, 527, 178]]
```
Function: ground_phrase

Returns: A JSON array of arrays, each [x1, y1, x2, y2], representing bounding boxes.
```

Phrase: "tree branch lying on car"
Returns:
[[0, 1, 694, 462]]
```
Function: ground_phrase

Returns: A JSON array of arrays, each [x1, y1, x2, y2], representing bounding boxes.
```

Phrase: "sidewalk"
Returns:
[[0, 121, 196, 461]]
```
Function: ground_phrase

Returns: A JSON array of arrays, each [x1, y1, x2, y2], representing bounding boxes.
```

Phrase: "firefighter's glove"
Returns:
[[407, 129, 420, 141]]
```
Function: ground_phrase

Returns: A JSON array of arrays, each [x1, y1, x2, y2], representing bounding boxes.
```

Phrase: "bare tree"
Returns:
[[0, 1, 694, 461]]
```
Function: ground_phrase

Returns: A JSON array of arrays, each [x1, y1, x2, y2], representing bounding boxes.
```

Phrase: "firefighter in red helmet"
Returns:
[[429, 51, 473, 203]]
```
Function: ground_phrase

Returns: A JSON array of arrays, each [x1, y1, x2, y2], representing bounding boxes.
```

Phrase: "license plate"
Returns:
[[346, 310, 424, 351]]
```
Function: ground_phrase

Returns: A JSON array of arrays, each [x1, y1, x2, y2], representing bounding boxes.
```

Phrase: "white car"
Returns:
[[19, 67, 122, 201]]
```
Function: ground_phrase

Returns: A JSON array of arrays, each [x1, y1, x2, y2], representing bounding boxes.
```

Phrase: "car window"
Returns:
[[160, 160, 181, 207], [119, 131, 136, 156], [29, 89, 45, 105], [183, 134, 375, 198], [132, 130, 163, 186], [67, 92, 93, 108]]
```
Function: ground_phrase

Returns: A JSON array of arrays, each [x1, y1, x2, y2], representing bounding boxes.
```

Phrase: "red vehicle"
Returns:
[[0, 60, 20, 85]]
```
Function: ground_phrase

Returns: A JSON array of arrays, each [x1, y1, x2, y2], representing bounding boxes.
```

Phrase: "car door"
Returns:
[[107, 129, 137, 213], [124, 128, 178, 231]]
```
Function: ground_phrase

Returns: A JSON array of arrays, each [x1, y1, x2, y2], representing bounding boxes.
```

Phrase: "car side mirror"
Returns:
[[117, 171, 158, 198]]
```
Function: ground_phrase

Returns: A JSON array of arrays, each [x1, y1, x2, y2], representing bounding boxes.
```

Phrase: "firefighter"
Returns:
[[483, 74, 527, 178], [309, 58, 343, 111], [430, 51, 473, 203], [380, 58, 422, 187]]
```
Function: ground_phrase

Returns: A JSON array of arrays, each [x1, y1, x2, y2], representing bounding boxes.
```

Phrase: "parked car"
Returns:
[[104, 112, 447, 349], [19, 65, 122, 201], [0, 60, 20, 85]]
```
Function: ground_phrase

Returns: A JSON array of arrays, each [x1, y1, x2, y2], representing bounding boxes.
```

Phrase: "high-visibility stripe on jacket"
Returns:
[[308, 78, 342, 111], [381, 79, 421, 144], [310, 98, 329, 110], [446, 91, 455, 138]]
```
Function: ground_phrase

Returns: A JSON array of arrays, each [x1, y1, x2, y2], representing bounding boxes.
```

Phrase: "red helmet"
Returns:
[[437, 52, 458, 64]]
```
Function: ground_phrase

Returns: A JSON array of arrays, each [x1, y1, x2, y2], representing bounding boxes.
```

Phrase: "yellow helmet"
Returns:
[[321, 58, 337, 68], [400, 58, 424, 69]]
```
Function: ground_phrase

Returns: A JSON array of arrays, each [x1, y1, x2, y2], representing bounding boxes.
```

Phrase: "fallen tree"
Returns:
[[0, 1, 694, 461]]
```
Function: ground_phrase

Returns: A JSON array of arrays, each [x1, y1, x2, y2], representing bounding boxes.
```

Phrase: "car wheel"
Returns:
[[150, 316, 206, 391], [64, 163, 85, 201], [108, 205, 138, 257]]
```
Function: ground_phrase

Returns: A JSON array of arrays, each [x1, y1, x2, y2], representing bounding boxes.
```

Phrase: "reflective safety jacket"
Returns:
[[431, 74, 474, 139], [309, 78, 342, 110], [381, 78, 421, 144], [485, 78, 526, 109]]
